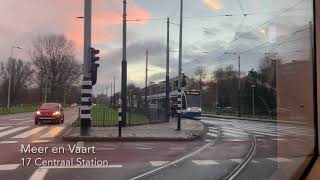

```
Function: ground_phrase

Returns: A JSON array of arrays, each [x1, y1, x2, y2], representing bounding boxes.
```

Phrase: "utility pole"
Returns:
[[44, 74, 48, 103], [238, 55, 241, 117], [166, 18, 170, 122], [80, 0, 92, 135], [113, 75, 116, 107], [145, 50, 148, 109], [121, 0, 127, 127], [177, 0, 183, 131], [251, 85, 256, 118], [110, 81, 113, 107]]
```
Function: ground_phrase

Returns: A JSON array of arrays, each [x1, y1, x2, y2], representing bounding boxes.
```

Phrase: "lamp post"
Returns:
[[251, 84, 256, 118], [7, 46, 22, 108]]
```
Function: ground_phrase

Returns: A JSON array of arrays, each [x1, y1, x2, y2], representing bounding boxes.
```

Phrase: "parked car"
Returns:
[[35, 103, 64, 125]]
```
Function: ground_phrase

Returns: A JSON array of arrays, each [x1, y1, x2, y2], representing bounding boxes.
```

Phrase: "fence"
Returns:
[[90, 105, 169, 127]]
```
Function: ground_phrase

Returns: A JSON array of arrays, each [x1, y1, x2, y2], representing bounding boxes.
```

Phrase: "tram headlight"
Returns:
[[187, 108, 191, 111], [199, 108, 202, 112]]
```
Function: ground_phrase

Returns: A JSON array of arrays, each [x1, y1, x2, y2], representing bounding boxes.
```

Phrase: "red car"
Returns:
[[35, 103, 64, 125]]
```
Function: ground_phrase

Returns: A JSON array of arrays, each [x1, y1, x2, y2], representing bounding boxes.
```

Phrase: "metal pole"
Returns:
[[252, 86, 255, 118], [113, 75, 116, 107], [121, 0, 127, 127], [44, 74, 48, 103], [145, 50, 148, 109], [238, 55, 241, 117], [166, 18, 170, 122], [7, 47, 13, 108], [80, 0, 92, 135], [177, 0, 183, 131]]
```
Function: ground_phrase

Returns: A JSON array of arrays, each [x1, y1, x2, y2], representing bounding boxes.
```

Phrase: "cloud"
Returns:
[[202, 0, 223, 10]]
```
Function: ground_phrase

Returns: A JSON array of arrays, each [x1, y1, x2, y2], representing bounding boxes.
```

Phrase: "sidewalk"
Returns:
[[63, 119, 206, 141]]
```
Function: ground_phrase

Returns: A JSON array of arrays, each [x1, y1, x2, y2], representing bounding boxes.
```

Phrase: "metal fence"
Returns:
[[90, 105, 169, 127]]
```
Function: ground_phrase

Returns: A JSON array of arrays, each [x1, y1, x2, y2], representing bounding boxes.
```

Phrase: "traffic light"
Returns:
[[90, 47, 100, 86], [182, 73, 186, 87]]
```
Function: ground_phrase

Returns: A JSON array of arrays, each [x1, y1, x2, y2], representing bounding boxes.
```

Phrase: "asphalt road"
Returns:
[[0, 113, 314, 180]]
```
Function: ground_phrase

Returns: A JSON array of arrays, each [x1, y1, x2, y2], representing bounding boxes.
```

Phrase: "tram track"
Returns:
[[128, 126, 223, 180]]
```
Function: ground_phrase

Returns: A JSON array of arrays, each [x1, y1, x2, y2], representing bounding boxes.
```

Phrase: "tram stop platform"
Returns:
[[62, 119, 206, 141]]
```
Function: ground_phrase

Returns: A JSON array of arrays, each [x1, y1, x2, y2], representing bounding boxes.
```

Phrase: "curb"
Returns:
[[62, 119, 206, 142], [203, 114, 307, 125]]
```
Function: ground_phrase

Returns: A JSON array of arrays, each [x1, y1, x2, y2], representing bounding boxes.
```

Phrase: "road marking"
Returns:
[[10, 117, 31, 121], [192, 160, 219, 165], [206, 132, 218, 137], [0, 141, 18, 144], [204, 139, 212, 142], [231, 159, 242, 163], [0, 164, 20, 170], [16, 120, 34, 125], [40, 127, 65, 138], [168, 147, 184, 150], [209, 129, 219, 133], [76, 141, 84, 148], [222, 128, 248, 135], [0, 126, 11, 130], [13, 127, 47, 139], [0, 126, 29, 138], [223, 132, 247, 137], [267, 157, 292, 162], [150, 161, 169, 167], [136, 147, 152, 150], [251, 160, 259, 163], [32, 140, 50, 143], [29, 168, 49, 180]]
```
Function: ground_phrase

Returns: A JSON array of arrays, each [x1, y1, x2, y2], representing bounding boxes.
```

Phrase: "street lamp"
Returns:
[[7, 46, 22, 108], [251, 84, 256, 118]]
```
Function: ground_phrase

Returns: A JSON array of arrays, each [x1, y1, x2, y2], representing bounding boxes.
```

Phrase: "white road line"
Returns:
[[223, 132, 247, 137], [231, 159, 242, 163], [29, 168, 49, 180], [10, 117, 31, 121], [206, 132, 218, 137], [13, 127, 47, 139], [168, 147, 185, 150], [0, 126, 11, 130], [272, 138, 287, 141], [192, 160, 219, 165], [251, 160, 259, 163], [209, 129, 219, 133], [40, 127, 65, 138], [0, 164, 20, 170], [0, 126, 29, 138], [136, 147, 152, 150], [150, 161, 169, 167], [16, 120, 34, 125], [76, 141, 84, 148], [222, 129, 248, 135], [267, 157, 292, 162], [32, 140, 50, 143], [0, 141, 18, 144], [204, 139, 212, 142], [249, 131, 279, 137]]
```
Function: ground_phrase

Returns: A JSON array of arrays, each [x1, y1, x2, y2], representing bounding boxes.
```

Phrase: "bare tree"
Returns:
[[30, 34, 81, 102], [0, 58, 34, 105], [194, 66, 206, 91]]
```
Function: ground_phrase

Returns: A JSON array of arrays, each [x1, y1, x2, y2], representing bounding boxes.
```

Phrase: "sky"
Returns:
[[0, 0, 314, 95]]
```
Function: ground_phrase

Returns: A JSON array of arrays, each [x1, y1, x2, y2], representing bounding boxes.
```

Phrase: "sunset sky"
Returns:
[[0, 0, 313, 94]]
